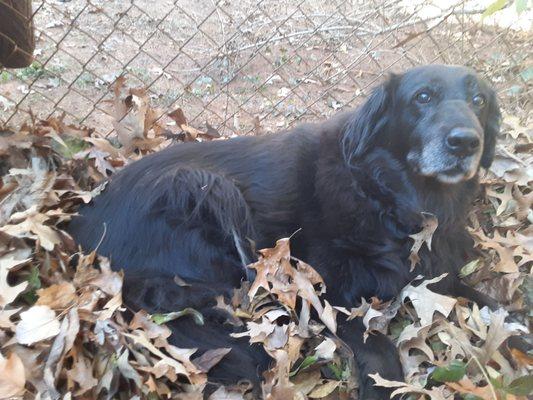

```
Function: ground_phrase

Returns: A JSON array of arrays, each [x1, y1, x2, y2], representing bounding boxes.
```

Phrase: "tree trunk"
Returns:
[[0, 0, 35, 68]]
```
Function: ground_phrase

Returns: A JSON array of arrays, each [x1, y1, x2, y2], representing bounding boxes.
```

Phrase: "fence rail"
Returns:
[[0, 0, 531, 136]]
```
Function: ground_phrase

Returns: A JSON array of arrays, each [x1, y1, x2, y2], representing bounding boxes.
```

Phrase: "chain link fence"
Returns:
[[0, 0, 531, 137]]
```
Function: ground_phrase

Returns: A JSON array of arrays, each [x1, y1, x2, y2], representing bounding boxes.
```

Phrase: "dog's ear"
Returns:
[[342, 75, 396, 166], [480, 88, 501, 169]]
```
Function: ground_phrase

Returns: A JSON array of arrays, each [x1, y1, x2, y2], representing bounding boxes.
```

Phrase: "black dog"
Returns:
[[69, 64, 501, 398]]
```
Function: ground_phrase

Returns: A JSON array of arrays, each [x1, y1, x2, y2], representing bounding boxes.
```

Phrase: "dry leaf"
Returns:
[[66, 354, 98, 395], [314, 338, 336, 360], [308, 380, 341, 398], [0, 352, 26, 398], [1, 206, 61, 251], [0, 255, 30, 307], [401, 275, 456, 325], [193, 348, 231, 373], [37, 282, 77, 309], [409, 213, 438, 269], [370, 373, 447, 400], [16, 305, 61, 345], [208, 386, 245, 400]]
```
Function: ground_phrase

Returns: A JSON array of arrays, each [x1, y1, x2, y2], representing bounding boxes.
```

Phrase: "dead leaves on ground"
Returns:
[[0, 83, 530, 399]]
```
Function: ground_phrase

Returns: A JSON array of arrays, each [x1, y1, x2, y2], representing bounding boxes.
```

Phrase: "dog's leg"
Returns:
[[338, 318, 403, 400], [451, 282, 499, 310]]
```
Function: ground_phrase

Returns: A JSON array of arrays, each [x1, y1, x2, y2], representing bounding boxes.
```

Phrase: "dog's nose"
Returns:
[[446, 128, 480, 157]]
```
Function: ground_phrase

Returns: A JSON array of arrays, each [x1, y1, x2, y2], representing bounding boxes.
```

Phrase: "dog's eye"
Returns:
[[472, 94, 486, 107], [415, 92, 431, 104]]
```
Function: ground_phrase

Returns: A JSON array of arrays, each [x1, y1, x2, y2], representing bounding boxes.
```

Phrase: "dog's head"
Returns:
[[342, 64, 501, 184]]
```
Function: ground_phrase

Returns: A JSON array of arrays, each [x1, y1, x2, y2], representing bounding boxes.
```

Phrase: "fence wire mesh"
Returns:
[[0, 0, 531, 137]]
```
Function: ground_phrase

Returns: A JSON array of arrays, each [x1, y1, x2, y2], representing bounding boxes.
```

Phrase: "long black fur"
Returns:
[[68, 64, 501, 399]]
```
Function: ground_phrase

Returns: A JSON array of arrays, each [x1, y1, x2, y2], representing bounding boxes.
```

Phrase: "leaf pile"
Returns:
[[0, 81, 531, 399]]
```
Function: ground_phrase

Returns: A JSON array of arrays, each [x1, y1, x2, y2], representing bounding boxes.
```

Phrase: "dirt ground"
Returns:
[[0, 0, 531, 137]]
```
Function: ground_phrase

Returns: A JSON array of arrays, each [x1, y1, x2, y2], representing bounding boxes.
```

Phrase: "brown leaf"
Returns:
[[37, 282, 77, 310], [0, 157, 56, 225], [445, 377, 497, 400], [116, 349, 142, 387], [308, 380, 341, 398], [1, 206, 62, 251], [169, 108, 188, 127], [129, 310, 172, 340], [248, 238, 297, 308], [475, 272, 524, 305], [0, 307, 21, 330], [513, 186, 533, 221], [314, 338, 336, 360], [122, 331, 189, 377], [15, 305, 61, 345], [486, 183, 514, 216], [66, 353, 98, 395], [401, 274, 456, 325], [409, 213, 438, 270], [208, 386, 245, 400], [370, 373, 447, 400], [0, 352, 26, 398], [397, 324, 433, 378], [0, 255, 30, 307], [193, 348, 231, 373]]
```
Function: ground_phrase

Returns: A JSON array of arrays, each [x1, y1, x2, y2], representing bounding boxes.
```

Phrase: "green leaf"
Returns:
[[482, 0, 508, 18], [506, 375, 533, 396], [431, 360, 467, 383], [462, 395, 484, 400], [151, 308, 204, 326], [519, 67, 533, 82], [290, 355, 318, 376], [27, 265, 41, 290], [515, 0, 529, 13], [459, 259, 482, 278], [21, 266, 41, 304], [53, 137, 90, 159], [327, 363, 343, 380]]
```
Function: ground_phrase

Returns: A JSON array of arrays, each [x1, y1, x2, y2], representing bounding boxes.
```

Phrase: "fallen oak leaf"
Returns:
[[308, 380, 341, 398], [445, 376, 498, 400], [0, 307, 22, 330], [231, 317, 276, 343], [129, 310, 172, 340], [1, 206, 62, 251], [401, 274, 456, 325], [513, 186, 533, 221], [122, 331, 190, 377], [0, 157, 57, 225], [192, 348, 231, 373], [0, 351, 26, 398], [36, 282, 77, 310], [66, 353, 98, 395], [169, 107, 208, 141], [116, 349, 143, 388], [314, 337, 336, 360], [15, 305, 61, 345], [409, 212, 438, 270], [486, 183, 515, 216], [168, 107, 187, 126], [397, 323, 434, 379], [369, 373, 447, 400]]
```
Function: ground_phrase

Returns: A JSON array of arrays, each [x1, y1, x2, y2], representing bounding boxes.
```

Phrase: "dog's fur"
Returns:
[[69, 64, 501, 398]]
